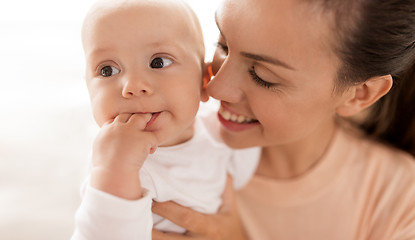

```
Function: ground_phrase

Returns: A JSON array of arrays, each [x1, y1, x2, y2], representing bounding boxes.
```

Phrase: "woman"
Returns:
[[152, 0, 415, 239]]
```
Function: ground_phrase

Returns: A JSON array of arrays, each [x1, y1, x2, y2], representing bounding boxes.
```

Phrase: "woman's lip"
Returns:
[[217, 112, 260, 132]]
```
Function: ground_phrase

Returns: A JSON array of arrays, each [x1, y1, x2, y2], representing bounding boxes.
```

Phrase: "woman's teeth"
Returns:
[[219, 107, 257, 123]]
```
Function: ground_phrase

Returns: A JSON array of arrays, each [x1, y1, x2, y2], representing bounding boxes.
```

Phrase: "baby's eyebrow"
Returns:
[[86, 47, 111, 59]]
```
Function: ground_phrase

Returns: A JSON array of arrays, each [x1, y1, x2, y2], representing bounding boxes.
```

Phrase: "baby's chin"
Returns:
[[156, 126, 195, 148]]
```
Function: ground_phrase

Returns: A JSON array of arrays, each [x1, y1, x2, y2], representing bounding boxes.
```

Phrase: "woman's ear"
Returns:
[[200, 62, 213, 102], [336, 75, 393, 117]]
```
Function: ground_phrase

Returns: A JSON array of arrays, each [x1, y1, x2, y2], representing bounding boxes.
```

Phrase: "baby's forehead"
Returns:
[[89, 0, 196, 25], [84, 0, 204, 58]]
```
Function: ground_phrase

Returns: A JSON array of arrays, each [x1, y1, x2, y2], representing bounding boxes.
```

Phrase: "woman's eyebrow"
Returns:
[[240, 52, 296, 71], [214, 11, 295, 71]]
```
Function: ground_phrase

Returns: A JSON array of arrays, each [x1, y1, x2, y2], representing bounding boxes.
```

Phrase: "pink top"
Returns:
[[237, 126, 415, 240]]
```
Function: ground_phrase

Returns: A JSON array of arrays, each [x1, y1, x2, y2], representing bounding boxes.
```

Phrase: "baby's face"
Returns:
[[83, 1, 205, 146]]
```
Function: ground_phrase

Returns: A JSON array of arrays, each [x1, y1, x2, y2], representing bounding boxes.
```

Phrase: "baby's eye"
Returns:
[[100, 66, 120, 77], [150, 57, 173, 69]]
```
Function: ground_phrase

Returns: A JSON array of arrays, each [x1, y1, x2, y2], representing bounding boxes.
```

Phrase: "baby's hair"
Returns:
[[82, 0, 205, 62], [314, 0, 415, 156]]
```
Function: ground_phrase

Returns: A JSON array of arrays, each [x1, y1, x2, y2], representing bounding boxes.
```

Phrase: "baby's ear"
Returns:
[[336, 75, 393, 117], [200, 62, 213, 102]]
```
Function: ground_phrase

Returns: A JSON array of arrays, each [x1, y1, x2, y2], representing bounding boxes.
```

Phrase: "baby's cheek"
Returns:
[[92, 108, 106, 127], [91, 99, 111, 127]]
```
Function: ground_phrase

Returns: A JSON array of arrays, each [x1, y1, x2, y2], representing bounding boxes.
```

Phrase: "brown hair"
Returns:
[[317, 0, 415, 156]]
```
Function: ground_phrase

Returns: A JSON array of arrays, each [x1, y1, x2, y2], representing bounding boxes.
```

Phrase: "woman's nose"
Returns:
[[121, 73, 154, 98], [207, 58, 244, 103]]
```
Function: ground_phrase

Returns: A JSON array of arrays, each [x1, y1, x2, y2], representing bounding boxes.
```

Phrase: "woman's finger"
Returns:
[[152, 229, 192, 240], [152, 201, 212, 234], [218, 175, 235, 213]]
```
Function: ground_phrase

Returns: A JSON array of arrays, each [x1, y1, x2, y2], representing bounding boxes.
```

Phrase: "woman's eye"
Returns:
[[216, 42, 229, 55], [249, 67, 275, 89], [100, 66, 120, 77], [150, 57, 173, 69]]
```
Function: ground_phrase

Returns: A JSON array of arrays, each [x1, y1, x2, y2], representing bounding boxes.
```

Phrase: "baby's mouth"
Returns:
[[146, 111, 162, 127], [218, 106, 258, 124]]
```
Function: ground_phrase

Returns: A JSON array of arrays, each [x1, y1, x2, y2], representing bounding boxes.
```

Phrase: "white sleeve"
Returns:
[[198, 101, 261, 190], [71, 184, 153, 240], [228, 147, 261, 190]]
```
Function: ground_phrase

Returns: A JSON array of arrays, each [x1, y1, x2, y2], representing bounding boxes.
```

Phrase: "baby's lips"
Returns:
[[145, 112, 161, 128], [143, 112, 153, 122]]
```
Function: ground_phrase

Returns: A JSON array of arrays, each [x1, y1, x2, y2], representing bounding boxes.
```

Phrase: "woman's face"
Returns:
[[208, 0, 348, 149]]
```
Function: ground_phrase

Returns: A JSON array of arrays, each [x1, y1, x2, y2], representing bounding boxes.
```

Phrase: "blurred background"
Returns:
[[0, 0, 220, 239]]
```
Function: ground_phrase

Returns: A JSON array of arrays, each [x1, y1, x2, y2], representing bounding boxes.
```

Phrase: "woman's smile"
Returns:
[[217, 105, 259, 132]]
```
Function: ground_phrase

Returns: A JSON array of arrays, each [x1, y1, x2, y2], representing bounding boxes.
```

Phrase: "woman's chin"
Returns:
[[220, 130, 258, 149]]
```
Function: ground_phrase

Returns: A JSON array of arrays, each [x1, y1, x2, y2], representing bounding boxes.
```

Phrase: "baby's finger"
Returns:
[[114, 113, 134, 123], [102, 118, 115, 126], [149, 146, 157, 154], [141, 131, 159, 154], [128, 113, 152, 129]]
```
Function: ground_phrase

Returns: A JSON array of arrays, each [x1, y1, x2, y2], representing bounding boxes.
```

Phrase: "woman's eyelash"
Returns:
[[248, 67, 273, 89], [214, 43, 277, 90], [215, 42, 229, 53]]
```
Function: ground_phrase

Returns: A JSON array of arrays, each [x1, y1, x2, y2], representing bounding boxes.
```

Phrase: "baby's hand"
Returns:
[[90, 113, 158, 200], [93, 113, 158, 169]]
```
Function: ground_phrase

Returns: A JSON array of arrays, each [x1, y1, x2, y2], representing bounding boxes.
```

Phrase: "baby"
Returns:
[[72, 0, 259, 239]]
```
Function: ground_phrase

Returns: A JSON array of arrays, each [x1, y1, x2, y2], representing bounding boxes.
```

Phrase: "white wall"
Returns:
[[0, 1, 221, 239]]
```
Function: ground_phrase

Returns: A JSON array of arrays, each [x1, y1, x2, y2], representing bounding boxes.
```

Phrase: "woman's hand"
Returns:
[[151, 176, 248, 240]]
